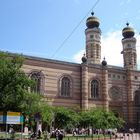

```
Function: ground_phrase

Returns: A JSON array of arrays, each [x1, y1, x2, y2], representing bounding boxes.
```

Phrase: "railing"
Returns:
[[55, 133, 140, 140]]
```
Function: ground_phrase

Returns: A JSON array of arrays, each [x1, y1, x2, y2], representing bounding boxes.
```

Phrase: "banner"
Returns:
[[7, 112, 23, 124]]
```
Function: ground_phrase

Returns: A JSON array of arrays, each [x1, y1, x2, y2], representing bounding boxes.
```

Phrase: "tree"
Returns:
[[79, 111, 93, 128], [88, 108, 125, 129], [53, 106, 78, 130], [39, 103, 54, 130], [0, 52, 42, 114], [77, 108, 125, 130]]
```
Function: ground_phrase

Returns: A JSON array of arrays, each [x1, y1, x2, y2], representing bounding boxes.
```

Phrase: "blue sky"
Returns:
[[0, 0, 140, 68]]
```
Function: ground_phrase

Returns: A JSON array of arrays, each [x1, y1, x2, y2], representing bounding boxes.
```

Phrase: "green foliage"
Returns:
[[40, 106, 125, 130], [40, 103, 54, 126], [73, 108, 125, 130], [78, 111, 93, 128], [53, 106, 78, 129], [82, 108, 125, 129], [0, 52, 33, 112], [21, 92, 42, 115], [0, 52, 45, 116]]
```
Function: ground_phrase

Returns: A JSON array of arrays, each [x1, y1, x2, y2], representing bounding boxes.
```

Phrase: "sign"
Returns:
[[7, 112, 23, 124]]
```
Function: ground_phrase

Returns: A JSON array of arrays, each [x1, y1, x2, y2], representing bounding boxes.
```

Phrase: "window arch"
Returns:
[[30, 73, 41, 93], [61, 77, 70, 97], [91, 80, 99, 99], [29, 71, 45, 94], [59, 75, 72, 97]]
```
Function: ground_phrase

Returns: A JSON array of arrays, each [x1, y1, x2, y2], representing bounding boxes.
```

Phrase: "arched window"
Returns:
[[61, 77, 70, 97], [30, 73, 41, 93], [91, 80, 99, 99]]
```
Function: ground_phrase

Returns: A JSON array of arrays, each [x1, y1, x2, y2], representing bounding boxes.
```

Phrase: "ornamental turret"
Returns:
[[85, 12, 101, 64], [121, 23, 137, 70]]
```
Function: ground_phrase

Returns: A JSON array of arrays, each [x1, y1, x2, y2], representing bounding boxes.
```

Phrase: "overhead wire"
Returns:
[[51, 0, 100, 58]]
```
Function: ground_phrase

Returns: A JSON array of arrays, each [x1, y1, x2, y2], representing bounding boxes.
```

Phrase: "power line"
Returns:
[[51, 0, 101, 58]]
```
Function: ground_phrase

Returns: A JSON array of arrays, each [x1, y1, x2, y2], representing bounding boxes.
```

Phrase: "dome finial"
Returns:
[[81, 53, 87, 63], [91, 11, 94, 16], [102, 57, 107, 66], [126, 22, 129, 26]]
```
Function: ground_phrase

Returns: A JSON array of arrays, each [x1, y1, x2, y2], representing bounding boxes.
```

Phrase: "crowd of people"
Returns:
[[30, 128, 65, 140], [28, 126, 137, 140], [50, 128, 64, 140], [72, 128, 118, 136]]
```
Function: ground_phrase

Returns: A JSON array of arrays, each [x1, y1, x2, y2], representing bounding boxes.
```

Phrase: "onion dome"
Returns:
[[81, 53, 87, 63], [102, 57, 107, 66], [122, 22, 135, 38], [86, 12, 100, 28]]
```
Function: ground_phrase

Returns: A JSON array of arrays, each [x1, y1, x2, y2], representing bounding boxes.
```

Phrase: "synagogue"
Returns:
[[22, 12, 140, 129]]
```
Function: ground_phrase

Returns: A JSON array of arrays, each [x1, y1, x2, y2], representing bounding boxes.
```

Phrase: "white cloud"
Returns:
[[73, 30, 140, 68], [101, 30, 123, 66]]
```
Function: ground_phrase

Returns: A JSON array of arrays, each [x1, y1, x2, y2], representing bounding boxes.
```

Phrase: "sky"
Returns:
[[0, 0, 140, 68]]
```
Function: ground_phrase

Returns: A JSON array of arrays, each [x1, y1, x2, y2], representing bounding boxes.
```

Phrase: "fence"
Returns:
[[60, 133, 140, 140]]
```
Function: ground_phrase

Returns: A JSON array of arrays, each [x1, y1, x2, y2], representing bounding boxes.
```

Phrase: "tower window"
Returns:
[[134, 76, 138, 80], [90, 35, 94, 38], [117, 75, 120, 79], [127, 44, 131, 48], [113, 74, 116, 78], [123, 76, 126, 80]]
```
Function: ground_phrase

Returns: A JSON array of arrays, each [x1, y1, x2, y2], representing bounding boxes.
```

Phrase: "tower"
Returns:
[[121, 23, 137, 70], [85, 12, 101, 64], [121, 23, 137, 126], [81, 54, 88, 110], [101, 58, 109, 111]]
